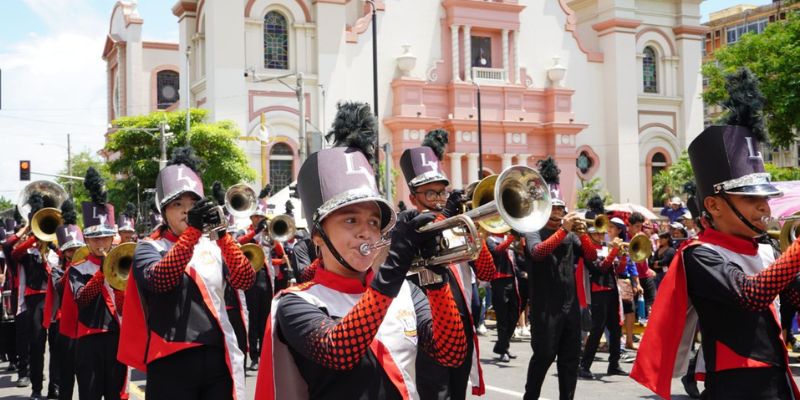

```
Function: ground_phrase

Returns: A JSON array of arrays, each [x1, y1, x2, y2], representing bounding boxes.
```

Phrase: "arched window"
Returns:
[[643, 46, 658, 94], [650, 152, 668, 206], [269, 143, 294, 192], [264, 11, 289, 70], [156, 70, 180, 109]]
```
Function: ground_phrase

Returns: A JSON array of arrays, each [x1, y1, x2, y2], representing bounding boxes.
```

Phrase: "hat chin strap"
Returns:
[[720, 193, 766, 236], [315, 222, 361, 274]]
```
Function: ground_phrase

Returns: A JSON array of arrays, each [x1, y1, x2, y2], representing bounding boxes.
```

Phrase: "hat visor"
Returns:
[[409, 172, 450, 189], [724, 183, 783, 198], [316, 190, 397, 234], [60, 241, 85, 252], [83, 226, 117, 238]]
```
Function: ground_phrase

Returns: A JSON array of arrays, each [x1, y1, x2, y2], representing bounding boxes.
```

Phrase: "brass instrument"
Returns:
[[31, 208, 63, 243], [619, 234, 653, 262], [102, 243, 136, 291], [766, 213, 800, 252], [16, 180, 68, 224], [361, 165, 552, 269], [267, 214, 296, 243], [241, 243, 266, 272], [71, 246, 90, 264], [225, 184, 257, 218], [573, 215, 609, 234]]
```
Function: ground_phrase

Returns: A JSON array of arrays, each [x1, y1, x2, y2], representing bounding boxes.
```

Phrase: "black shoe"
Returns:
[[505, 352, 518, 359], [607, 365, 628, 376], [46, 385, 59, 399], [7, 363, 17, 372], [29, 390, 42, 400], [578, 367, 595, 380], [249, 360, 259, 371], [16, 376, 30, 388], [681, 375, 701, 398]]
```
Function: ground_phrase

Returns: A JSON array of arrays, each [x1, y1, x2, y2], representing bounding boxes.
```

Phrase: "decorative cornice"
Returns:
[[591, 18, 641, 32], [556, 0, 603, 63], [673, 25, 708, 36], [143, 41, 180, 51], [171, 1, 197, 17]]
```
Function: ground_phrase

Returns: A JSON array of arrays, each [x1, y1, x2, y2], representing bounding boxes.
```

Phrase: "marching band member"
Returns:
[[400, 128, 495, 399], [486, 232, 521, 362], [632, 124, 800, 399], [255, 102, 467, 399], [12, 192, 59, 400], [43, 199, 83, 400], [117, 203, 137, 244], [522, 157, 598, 400], [66, 168, 126, 400], [2, 217, 21, 379], [118, 147, 254, 400]]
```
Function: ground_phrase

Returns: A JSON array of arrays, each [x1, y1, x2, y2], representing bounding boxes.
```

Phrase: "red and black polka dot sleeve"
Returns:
[[75, 270, 104, 308], [420, 284, 467, 368], [140, 227, 202, 293], [473, 240, 497, 281], [531, 229, 567, 261], [579, 233, 599, 262], [217, 234, 255, 291], [237, 228, 256, 245], [276, 287, 394, 371], [738, 241, 800, 311], [785, 281, 800, 310], [299, 259, 318, 283]]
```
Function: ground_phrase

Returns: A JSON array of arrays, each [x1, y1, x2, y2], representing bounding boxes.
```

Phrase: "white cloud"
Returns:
[[0, 0, 108, 202]]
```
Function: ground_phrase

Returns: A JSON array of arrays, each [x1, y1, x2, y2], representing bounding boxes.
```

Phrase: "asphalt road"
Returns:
[[0, 323, 797, 399]]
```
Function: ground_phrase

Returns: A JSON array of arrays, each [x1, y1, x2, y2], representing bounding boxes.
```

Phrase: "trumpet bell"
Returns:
[[31, 208, 63, 242], [17, 180, 68, 223], [767, 212, 800, 252], [72, 246, 90, 264], [225, 184, 257, 218], [624, 234, 653, 263], [494, 165, 552, 233], [472, 175, 506, 234], [102, 243, 136, 291], [241, 243, 266, 272], [268, 214, 296, 243]]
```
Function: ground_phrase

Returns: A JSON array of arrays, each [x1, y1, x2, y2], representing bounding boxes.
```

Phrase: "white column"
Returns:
[[466, 153, 479, 184], [502, 29, 510, 83], [448, 152, 464, 189], [515, 153, 531, 166], [502, 153, 514, 170], [513, 30, 520, 84], [463, 25, 472, 82], [451, 25, 460, 82]]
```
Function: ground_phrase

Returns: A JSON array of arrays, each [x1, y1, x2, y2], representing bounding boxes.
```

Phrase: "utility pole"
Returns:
[[365, 0, 380, 193], [67, 133, 73, 197], [297, 72, 306, 163]]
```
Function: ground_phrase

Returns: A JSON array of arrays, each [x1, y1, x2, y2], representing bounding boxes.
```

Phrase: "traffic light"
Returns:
[[19, 160, 30, 181]]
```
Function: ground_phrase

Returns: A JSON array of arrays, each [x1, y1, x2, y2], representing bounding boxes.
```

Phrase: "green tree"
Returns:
[[105, 109, 256, 209], [702, 13, 800, 147], [576, 177, 613, 209], [652, 152, 694, 206], [0, 196, 13, 211], [765, 163, 800, 181], [57, 150, 114, 205]]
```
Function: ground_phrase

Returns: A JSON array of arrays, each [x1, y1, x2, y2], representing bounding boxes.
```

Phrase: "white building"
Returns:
[[105, 0, 706, 209]]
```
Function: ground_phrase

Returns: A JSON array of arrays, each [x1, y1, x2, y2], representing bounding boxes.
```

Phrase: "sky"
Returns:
[[0, 0, 776, 206]]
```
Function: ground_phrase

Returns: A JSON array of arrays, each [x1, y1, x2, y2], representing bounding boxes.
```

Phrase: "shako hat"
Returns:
[[400, 129, 450, 189], [81, 167, 116, 238], [154, 146, 205, 213]]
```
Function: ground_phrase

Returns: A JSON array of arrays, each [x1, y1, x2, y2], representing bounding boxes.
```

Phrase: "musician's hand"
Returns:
[[441, 189, 465, 219], [561, 212, 578, 232], [254, 218, 268, 234], [610, 237, 624, 250], [388, 210, 438, 268], [187, 198, 215, 231]]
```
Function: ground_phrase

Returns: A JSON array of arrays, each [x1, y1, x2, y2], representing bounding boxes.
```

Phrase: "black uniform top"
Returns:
[[291, 238, 314, 283], [524, 228, 589, 315], [651, 246, 676, 274], [70, 257, 119, 333], [486, 235, 517, 278]]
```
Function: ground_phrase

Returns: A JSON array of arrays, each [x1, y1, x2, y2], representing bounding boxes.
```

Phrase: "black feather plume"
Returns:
[[212, 181, 226, 206], [28, 191, 44, 218], [683, 181, 697, 196], [149, 202, 160, 215], [167, 146, 204, 173], [397, 201, 407, 212], [537, 157, 561, 185], [285, 200, 294, 216], [83, 167, 107, 205], [422, 129, 449, 161], [259, 184, 272, 199], [326, 101, 377, 166], [61, 199, 78, 225], [587, 195, 605, 215], [721, 67, 767, 143], [123, 202, 136, 219]]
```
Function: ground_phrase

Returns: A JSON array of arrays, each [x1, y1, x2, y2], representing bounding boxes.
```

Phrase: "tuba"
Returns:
[[16, 180, 68, 225], [31, 208, 63, 243], [225, 184, 257, 218], [102, 243, 136, 291], [241, 243, 266, 272]]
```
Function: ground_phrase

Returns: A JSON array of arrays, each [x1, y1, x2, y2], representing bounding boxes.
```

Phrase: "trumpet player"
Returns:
[[118, 147, 254, 400], [255, 102, 465, 399], [522, 157, 598, 400], [66, 167, 127, 400], [632, 124, 800, 399], [116, 203, 137, 244], [12, 193, 59, 399], [400, 129, 496, 399]]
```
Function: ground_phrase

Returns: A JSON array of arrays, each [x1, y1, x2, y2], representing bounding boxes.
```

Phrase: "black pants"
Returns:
[[19, 294, 47, 392], [245, 282, 272, 361], [0, 319, 17, 366], [524, 307, 581, 400], [580, 291, 621, 371], [146, 346, 233, 400], [491, 277, 519, 355], [76, 332, 126, 400], [58, 334, 76, 400], [704, 367, 791, 400], [47, 320, 60, 395]]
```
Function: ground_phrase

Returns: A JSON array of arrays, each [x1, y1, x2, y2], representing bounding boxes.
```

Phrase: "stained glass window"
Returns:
[[264, 11, 289, 70], [156, 70, 180, 109], [270, 143, 293, 192], [643, 46, 657, 94]]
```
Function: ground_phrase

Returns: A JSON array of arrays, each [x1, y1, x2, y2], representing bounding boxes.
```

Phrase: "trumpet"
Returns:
[[225, 184, 257, 218], [766, 213, 800, 252], [31, 208, 63, 243], [572, 215, 609, 234], [618, 234, 653, 263], [360, 165, 552, 268], [267, 214, 296, 243], [102, 243, 136, 291], [240, 243, 266, 272]]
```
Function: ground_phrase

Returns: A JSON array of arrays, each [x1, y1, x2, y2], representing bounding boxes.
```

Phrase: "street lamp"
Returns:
[[470, 70, 484, 179], [364, 0, 381, 194]]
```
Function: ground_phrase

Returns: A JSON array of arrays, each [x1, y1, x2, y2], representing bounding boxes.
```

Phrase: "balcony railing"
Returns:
[[472, 67, 507, 84]]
